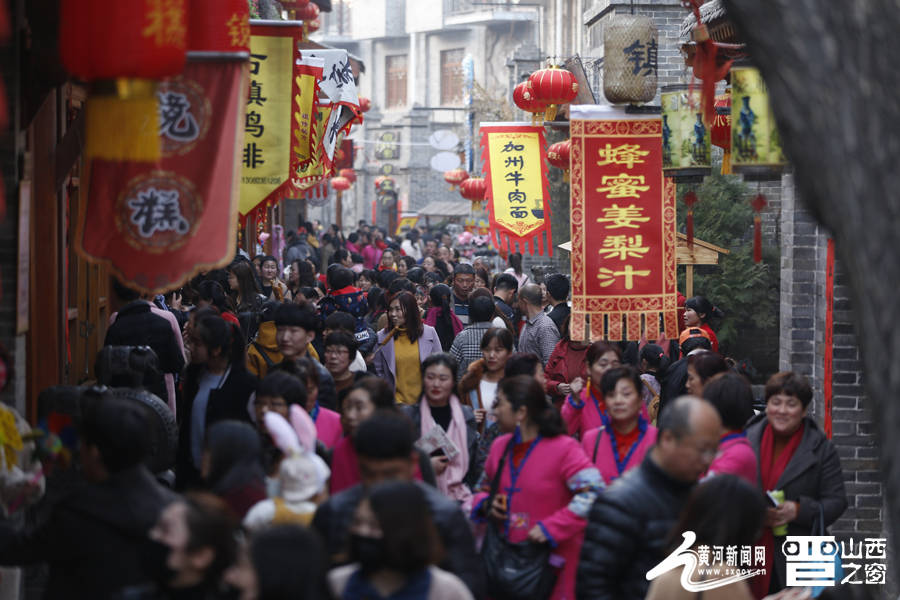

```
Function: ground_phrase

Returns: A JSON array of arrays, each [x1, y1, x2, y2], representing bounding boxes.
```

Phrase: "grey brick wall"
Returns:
[[779, 174, 883, 542]]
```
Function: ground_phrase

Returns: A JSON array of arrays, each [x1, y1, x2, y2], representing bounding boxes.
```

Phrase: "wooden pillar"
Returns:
[[685, 264, 694, 299]]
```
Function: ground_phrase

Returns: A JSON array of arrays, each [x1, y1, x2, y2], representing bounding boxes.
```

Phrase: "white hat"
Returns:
[[279, 452, 330, 503]]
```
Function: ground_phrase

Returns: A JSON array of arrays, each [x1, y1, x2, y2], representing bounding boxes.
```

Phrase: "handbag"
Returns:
[[480, 437, 558, 600], [810, 503, 843, 597]]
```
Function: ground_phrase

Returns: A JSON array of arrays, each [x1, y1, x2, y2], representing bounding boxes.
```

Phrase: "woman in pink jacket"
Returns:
[[472, 376, 603, 600], [581, 367, 658, 485], [702, 373, 758, 485], [560, 342, 622, 439]]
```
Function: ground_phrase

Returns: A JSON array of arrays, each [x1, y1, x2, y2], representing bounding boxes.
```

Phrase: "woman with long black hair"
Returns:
[[178, 314, 258, 489], [424, 284, 463, 352]]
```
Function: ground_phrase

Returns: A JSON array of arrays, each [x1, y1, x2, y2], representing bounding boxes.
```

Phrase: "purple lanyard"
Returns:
[[720, 431, 746, 445]]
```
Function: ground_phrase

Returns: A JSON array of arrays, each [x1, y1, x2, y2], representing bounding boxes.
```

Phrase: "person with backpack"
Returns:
[[247, 301, 283, 379]]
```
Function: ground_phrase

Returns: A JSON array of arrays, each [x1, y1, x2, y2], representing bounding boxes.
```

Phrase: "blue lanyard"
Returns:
[[310, 402, 320, 422], [503, 427, 542, 534], [589, 388, 607, 420], [605, 416, 648, 477], [720, 432, 746, 445]]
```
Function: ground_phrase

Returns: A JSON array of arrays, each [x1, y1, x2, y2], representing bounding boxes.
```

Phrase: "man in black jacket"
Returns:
[[312, 412, 485, 599], [0, 392, 177, 599], [576, 396, 722, 600]]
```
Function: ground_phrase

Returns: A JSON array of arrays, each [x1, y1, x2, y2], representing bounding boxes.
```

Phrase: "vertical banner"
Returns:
[[569, 106, 677, 342], [239, 21, 304, 217], [480, 123, 553, 255], [79, 57, 248, 293]]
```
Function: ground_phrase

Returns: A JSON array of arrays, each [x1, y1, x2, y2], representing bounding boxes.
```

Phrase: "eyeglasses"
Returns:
[[324, 348, 350, 357]]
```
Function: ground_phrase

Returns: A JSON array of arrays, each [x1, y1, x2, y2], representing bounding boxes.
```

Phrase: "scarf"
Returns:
[[753, 421, 805, 597], [420, 395, 471, 512]]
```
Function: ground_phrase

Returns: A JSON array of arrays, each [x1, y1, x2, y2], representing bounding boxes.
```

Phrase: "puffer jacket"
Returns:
[[312, 481, 486, 599], [246, 321, 282, 378], [576, 455, 695, 600]]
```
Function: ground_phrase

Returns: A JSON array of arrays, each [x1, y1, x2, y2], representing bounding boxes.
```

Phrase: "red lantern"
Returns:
[[712, 91, 732, 174], [281, 0, 310, 8], [307, 17, 321, 33], [189, 0, 250, 53], [299, 2, 320, 21], [339, 168, 357, 184], [443, 168, 469, 191], [59, 0, 189, 162], [331, 176, 352, 192], [513, 81, 547, 125], [547, 140, 571, 181], [358, 97, 372, 112], [460, 177, 487, 210], [527, 67, 578, 121]]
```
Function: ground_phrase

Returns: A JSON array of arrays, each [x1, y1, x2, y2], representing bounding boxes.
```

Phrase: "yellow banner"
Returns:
[[293, 58, 321, 168], [486, 129, 545, 237], [294, 103, 333, 190], [239, 32, 295, 215]]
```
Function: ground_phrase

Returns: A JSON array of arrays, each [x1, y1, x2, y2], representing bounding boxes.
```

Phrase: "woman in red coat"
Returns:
[[544, 317, 590, 408]]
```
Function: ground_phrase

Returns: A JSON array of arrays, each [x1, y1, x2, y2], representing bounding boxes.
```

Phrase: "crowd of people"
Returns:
[[0, 219, 850, 600]]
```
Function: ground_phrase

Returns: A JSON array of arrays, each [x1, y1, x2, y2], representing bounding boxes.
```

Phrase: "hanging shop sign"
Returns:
[[480, 123, 552, 255], [569, 105, 678, 342], [239, 21, 304, 217], [729, 65, 787, 179], [661, 85, 711, 181], [79, 56, 248, 293]]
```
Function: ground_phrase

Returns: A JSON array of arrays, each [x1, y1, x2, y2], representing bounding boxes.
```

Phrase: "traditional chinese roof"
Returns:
[[680, 0, 730, 38]]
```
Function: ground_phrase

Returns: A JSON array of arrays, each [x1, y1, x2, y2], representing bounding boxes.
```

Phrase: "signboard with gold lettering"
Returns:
[[239, 22, 304, 217], [569, 106, 677, 341], [480, 123, 552, 255]]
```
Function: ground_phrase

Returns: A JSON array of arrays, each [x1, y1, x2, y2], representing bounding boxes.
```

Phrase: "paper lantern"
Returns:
[[330, 176, 352, 192], [730, 66, 786, 180], [443, 168, 469, 190], [661, 85, 711, 181], [299, 2, 320, 22], [338, 168, 356, 184], [189, 0, 250, 53], [358, 97, 372, 112], [59, 0, 188, 162], [513, 81, 547, 125], [603, 14, 658, 104], [460, 177, 487, 210], [547, 140, 571, 181], [307, 17, 321, 33], [711, 90, 732, 174], [527, 67, 578, 121]]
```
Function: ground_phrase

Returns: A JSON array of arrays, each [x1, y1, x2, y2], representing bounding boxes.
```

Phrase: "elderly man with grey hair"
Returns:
[[516, 283, 560, 366], [576, 396, 722, 600]]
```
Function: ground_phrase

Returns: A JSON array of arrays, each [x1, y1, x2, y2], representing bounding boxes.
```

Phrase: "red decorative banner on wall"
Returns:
[[78, 57, 247, 294], [569, 111, 677, 341], [480, 123, 552, 255]]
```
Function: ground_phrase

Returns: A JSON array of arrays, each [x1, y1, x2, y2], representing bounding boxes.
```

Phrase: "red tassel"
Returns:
[[753, 215, 762, 263], [684, 190, 699, 247]]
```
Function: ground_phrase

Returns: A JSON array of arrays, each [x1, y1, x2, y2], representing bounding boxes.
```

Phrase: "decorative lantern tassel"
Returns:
[[721, 149, 732, 175], [85, 79, 160, 162]]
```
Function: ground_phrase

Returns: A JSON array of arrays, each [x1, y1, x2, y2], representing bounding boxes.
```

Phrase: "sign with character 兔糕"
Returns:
[[480, 123, 552, 255], [569, 106, 677, 342]]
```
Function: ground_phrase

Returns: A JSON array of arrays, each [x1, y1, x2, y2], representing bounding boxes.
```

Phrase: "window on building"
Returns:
[[386, 54, 408, 109], [440, 48, 465, 105]]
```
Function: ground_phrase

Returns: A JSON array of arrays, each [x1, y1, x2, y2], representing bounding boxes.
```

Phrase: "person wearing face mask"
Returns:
[[328, 482, 474, 600], [0, 392, 175, 599], [148, 492, 239, 599]]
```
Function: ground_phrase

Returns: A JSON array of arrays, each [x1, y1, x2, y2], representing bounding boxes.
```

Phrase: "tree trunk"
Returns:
[[723, 0, 900, 568]]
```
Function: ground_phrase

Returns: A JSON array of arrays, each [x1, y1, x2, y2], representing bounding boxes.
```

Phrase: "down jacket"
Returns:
[[576, 455, 694, 600]]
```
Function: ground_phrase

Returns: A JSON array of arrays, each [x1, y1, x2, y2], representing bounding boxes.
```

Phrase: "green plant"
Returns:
[[677, 172, 780, 380]]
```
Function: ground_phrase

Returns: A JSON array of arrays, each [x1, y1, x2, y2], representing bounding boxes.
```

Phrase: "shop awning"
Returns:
[[417, 201, 471, 218]]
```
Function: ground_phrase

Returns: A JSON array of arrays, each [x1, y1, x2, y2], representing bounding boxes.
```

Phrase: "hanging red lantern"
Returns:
[[60, 0, 189, 162], [307, 17, 321, 33], [443, 168, 469, 190], [460, 177, 487, 210], [299, 2, 320, 22], [527, 67, 578, 121], [189, 0, 250, 53], [711, 90, 732, 174], [281, 0, 310, 8], [513, 81, 547, 126], [339, 168, 357, 184], [683, 190, 699, 247], [751, 193, 767, 263], [547, 140, 571, 181], [358, 97, 372, 112], [331, 176, 352, 192]]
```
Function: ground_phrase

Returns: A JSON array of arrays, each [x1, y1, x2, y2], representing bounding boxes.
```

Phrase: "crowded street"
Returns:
[[0, 0, 891, 598]]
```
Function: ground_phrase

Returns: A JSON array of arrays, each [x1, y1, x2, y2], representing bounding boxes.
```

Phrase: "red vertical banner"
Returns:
[[824, 238, 835, 439], [570, 109, 677, 342], [78, 56, 248, 293], [480, 123, 553, 255]]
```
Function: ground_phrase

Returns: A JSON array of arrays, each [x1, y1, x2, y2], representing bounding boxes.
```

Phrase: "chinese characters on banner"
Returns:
[[569, 108, 677, 341], [79, 57, 248, 293], [480, 124, 552, 255], [239, 22, 303, 217]]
